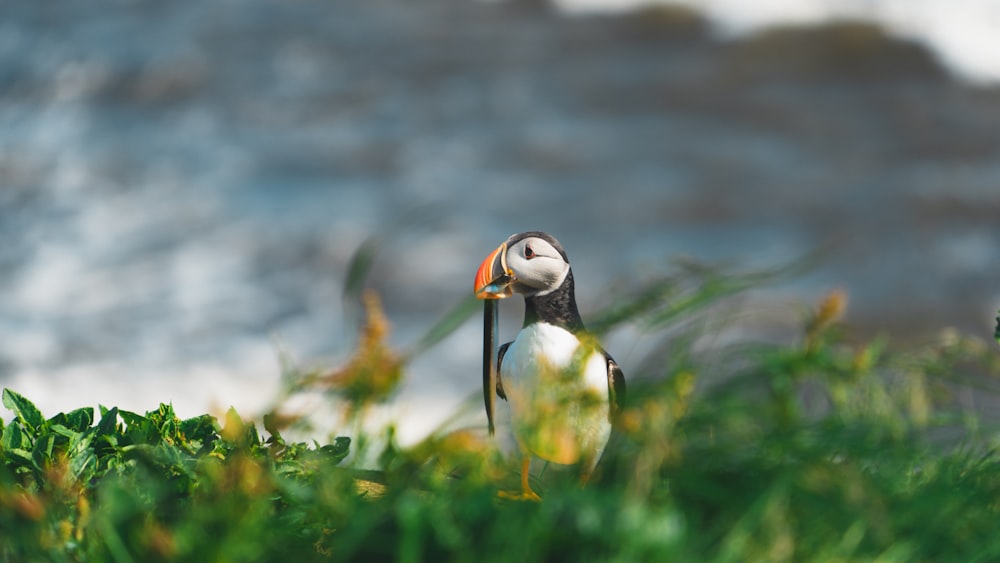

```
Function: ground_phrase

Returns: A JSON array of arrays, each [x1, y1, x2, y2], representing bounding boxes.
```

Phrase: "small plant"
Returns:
[[0, 388, 350, 560]]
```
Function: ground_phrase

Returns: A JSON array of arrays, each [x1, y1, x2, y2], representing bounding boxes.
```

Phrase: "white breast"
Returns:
[[501, 323, 612, 466]]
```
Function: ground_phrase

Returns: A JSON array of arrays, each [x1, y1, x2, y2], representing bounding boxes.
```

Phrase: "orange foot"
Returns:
[[498, 456, 540, 501], [497, 488, 541, 502]]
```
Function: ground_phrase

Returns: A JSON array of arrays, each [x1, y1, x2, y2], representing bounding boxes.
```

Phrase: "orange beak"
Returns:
[[474, 243, 515, 299]]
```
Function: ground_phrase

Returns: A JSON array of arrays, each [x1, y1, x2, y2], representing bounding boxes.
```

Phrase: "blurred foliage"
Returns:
[[3, 262, 1000, 561]]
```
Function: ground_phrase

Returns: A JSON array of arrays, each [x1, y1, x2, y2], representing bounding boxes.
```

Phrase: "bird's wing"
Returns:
[[496, 342, 511, 401], [605, 353, 626, 422]]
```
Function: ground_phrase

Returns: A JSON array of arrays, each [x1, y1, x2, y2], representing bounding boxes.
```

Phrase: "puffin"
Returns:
[[473, 231, 625, 499]]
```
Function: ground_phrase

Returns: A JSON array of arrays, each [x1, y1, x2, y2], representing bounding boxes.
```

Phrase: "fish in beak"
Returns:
[[474, 242, 517, 437]]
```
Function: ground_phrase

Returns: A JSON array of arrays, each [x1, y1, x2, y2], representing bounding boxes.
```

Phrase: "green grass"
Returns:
[[2, 262, 999, 562]]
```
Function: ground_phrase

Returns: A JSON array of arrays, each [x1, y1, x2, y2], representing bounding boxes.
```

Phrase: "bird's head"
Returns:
[[474, 231, 570, 300]]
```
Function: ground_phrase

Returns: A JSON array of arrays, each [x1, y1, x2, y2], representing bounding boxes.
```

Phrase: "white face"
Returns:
[[505, 236, 570, 296]]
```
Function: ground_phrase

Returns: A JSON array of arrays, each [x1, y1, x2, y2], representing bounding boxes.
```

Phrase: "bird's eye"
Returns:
[[524, 245, 535, 259]]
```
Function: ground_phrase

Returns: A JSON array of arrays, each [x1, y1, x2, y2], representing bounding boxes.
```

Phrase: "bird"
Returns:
[[474, 231, 625, 500]]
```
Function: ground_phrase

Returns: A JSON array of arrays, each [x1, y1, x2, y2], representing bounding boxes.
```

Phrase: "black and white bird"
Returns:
[[474, 231, 625, 499]]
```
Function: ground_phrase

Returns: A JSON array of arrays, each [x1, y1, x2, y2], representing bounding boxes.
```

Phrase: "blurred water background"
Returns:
[[2, 0, 998, 443]]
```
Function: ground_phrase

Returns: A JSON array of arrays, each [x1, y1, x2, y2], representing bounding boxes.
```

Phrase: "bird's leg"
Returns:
[[498, 457, 541, 501], [520, 457, 541, 500]]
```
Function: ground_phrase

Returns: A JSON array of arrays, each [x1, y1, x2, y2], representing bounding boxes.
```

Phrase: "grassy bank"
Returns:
[[2, 266, 999, 561]]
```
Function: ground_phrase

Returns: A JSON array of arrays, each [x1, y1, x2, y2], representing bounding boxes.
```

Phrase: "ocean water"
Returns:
[[1, 0, 998, 444]]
